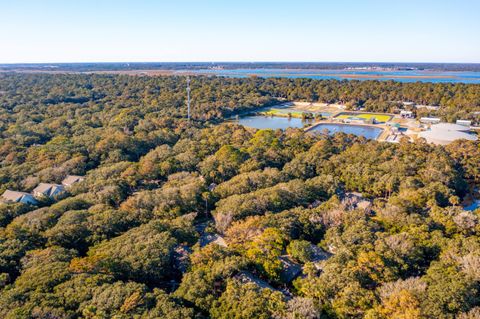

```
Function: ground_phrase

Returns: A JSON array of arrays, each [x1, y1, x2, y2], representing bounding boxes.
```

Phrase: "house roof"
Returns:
[[2, 190, 29, 202], [199, 233, 227, 247], [279, 256, 302, 282], [310, 245, 332, 263], [33, 183, 55, 194], [234, 271, 274, 290], [33, 183, 64, 196], [342, 192, 372, 210], [62, 175, 84, 186], [345, 191, 363, 198], [173, 244, 192, 273]]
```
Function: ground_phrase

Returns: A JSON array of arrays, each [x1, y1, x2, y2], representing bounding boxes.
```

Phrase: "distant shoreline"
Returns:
[[200, 72, 460, 80], [1, 68, 478, 83], [1, 62, 480, 72], [0, 69, 462, 79]]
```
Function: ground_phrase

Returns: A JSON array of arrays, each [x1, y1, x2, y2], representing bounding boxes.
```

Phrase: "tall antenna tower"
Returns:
[[186, 76, 191, 120]]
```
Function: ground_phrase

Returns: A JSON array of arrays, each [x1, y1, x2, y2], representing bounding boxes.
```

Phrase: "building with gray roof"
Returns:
[[61, 175, 85, 187], [1, 190, 38, 205], [32, 183, 65, 199]]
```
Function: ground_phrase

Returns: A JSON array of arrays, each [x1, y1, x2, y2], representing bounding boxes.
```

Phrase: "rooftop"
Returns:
[[33, 183, 65, 197], [430, 123, 470, 132], [234, 271, 274, 290], [2, 190, 31, 202], [279, 256, 302, 282], [62, 175, 85, 186], [419, 129, 477, 145], [199, 233, 227, 247]]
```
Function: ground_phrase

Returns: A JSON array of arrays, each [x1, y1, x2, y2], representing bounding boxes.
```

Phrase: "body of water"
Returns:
[[464, 200, 480, 211], [234, 115, 308, 130], [234, 115, 383, 140], [185, 69, 480, 83], [310, 123, 383, 140]]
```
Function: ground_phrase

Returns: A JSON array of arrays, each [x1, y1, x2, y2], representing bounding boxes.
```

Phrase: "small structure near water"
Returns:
[[420, 117, 441, 124], [400, 110, 414, 118]]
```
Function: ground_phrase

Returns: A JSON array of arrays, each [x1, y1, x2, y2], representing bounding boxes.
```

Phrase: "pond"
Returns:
[[234, 115, 311, 130], [464, 200, 480, 211], [232, 115, 384, 140], [309, 123, 383, 140]]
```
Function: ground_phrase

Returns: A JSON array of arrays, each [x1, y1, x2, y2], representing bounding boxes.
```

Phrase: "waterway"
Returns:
[[235, 115, 307, 130], [184, 69, 480, 84], [309, 123, 383, 140], [464, 200, 480, 211]]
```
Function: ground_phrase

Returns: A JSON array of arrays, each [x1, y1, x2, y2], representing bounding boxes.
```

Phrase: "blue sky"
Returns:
[[0, 0, 479, 63]]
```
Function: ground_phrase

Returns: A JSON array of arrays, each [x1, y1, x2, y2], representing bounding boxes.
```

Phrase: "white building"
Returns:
[[400, 110, 414, 118], [456, 120, 472, 127], [416, 105, 440, 111], [420, 117, 441, 124]]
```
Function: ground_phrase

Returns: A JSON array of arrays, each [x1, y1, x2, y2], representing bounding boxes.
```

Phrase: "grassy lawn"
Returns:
[[260, 108, 308, 118], [335, 112, 392, 123]]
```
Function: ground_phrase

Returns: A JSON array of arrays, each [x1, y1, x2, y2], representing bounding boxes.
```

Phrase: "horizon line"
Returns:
[[1, 61, 480, 65]]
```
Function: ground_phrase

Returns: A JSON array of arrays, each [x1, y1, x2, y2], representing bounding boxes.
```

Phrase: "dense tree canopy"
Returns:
[[0, 73, 479, 318]]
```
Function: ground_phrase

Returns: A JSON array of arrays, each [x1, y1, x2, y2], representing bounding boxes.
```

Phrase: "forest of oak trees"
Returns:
[[0, 73, 479, 318]]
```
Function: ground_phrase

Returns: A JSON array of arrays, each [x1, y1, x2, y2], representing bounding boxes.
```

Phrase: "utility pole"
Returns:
[[186, 76, 191, 120]]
